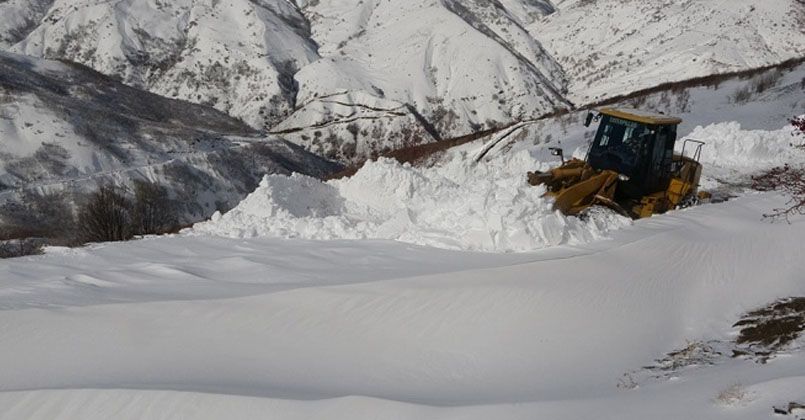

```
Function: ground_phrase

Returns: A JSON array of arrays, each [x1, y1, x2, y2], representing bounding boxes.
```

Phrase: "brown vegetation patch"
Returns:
[[631, 297, 805, 387], [588, 56, 805, 109], [734, 297, 805, 351], [325, 126, 505, 179]]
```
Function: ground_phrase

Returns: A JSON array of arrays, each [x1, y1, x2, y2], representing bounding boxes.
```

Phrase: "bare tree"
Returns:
[[77, 184, 133, 242], [130, 180, 178, 235], [750, 117, 805, 221], [0, 191, 76, 243], [752, 164, 805, 220]]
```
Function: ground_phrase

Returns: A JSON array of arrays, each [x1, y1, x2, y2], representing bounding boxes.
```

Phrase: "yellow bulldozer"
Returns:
[[528, 107, 708, 219]]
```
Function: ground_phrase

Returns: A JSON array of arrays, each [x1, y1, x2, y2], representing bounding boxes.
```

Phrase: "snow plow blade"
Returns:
[[528, 159, 623, 216]]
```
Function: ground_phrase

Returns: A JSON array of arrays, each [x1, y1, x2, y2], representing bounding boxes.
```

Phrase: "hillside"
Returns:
[[0, 50, 340, 225], [4, 0, 801, 163], [1, 0, 570, 163], [278, 0, 569, 162], [2, 0, 319, 129], [537, 0, 805, 104]]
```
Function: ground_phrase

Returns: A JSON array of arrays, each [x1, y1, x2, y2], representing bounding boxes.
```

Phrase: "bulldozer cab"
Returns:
[[585, 107, 682, 200]]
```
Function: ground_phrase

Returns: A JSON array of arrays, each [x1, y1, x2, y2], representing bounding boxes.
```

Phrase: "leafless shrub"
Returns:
[[77, 180, 183, 243], [752, 164, 805, 221], [715, 383, 753, 407], [0, 238, 44, 259], [0, 191, 77, 244], [77, 184, 134, 243], [130, 180, 178, 236], [731, 85, 752, 104], [749, 118, 805, 220], [616, 372, 638, 390], [750, 70, 783, 94], [653, 340, 722, 372]]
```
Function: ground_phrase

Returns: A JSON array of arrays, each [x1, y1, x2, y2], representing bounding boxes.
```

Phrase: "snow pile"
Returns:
[[685, 120, 805, 175], [193, 152, 631, 252]]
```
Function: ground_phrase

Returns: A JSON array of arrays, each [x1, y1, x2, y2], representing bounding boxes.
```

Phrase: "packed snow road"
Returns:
[[1, 192, 804, 419]]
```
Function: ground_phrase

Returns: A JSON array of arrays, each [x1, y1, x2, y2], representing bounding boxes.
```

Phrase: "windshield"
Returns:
[[589, 116, 648, 175]]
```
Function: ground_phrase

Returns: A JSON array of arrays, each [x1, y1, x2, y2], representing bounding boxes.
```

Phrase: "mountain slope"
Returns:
[[1, 0, 803, 164], [0, 0, 54, 47], [274, 0, 570, 162], [535, 0, 805, 104], [8, 0, 319, 129], [0, 51, 339, 223], [1, 0, 572, 163]]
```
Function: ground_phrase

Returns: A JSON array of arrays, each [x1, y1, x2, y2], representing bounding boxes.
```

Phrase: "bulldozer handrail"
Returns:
[[681, 139, 705, 162]]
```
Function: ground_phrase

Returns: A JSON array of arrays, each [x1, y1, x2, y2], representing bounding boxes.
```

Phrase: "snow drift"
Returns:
[[3, 191, 805, 420], [195, 117, 805, 252], [681, 118, 805, 188], [193, 152, 631, 252], [688, 120, 804, 172]]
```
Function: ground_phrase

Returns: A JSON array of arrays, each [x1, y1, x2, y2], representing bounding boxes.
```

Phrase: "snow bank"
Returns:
[[193, 152, 630, 252], [687, 121, 804, 171], [683, 119, 805, 189], [194, 119, 805, 252]]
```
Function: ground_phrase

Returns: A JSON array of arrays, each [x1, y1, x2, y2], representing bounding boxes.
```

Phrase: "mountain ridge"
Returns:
[[0, 0, 803, 165]]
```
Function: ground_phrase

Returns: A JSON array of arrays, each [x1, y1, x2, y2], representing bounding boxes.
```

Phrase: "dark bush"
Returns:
[[750, 70, 783, 94], [130, 180, 178, 236], [0, 191, 77, 244], [0, 239, 44, 259], [731, 85, 752, 104], [76, 180, 182, 243], [77, 184, 134, 243]]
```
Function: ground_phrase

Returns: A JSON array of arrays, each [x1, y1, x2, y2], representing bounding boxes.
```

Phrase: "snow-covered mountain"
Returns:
[[278, 0, 570, 162], [0, 0, 53, 47], [2, 0, 319, 129], [2, 0, 802, 164], [0, 0, 571, 163], [0, 51, 339, 223], [536, 0, 805, 104]]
